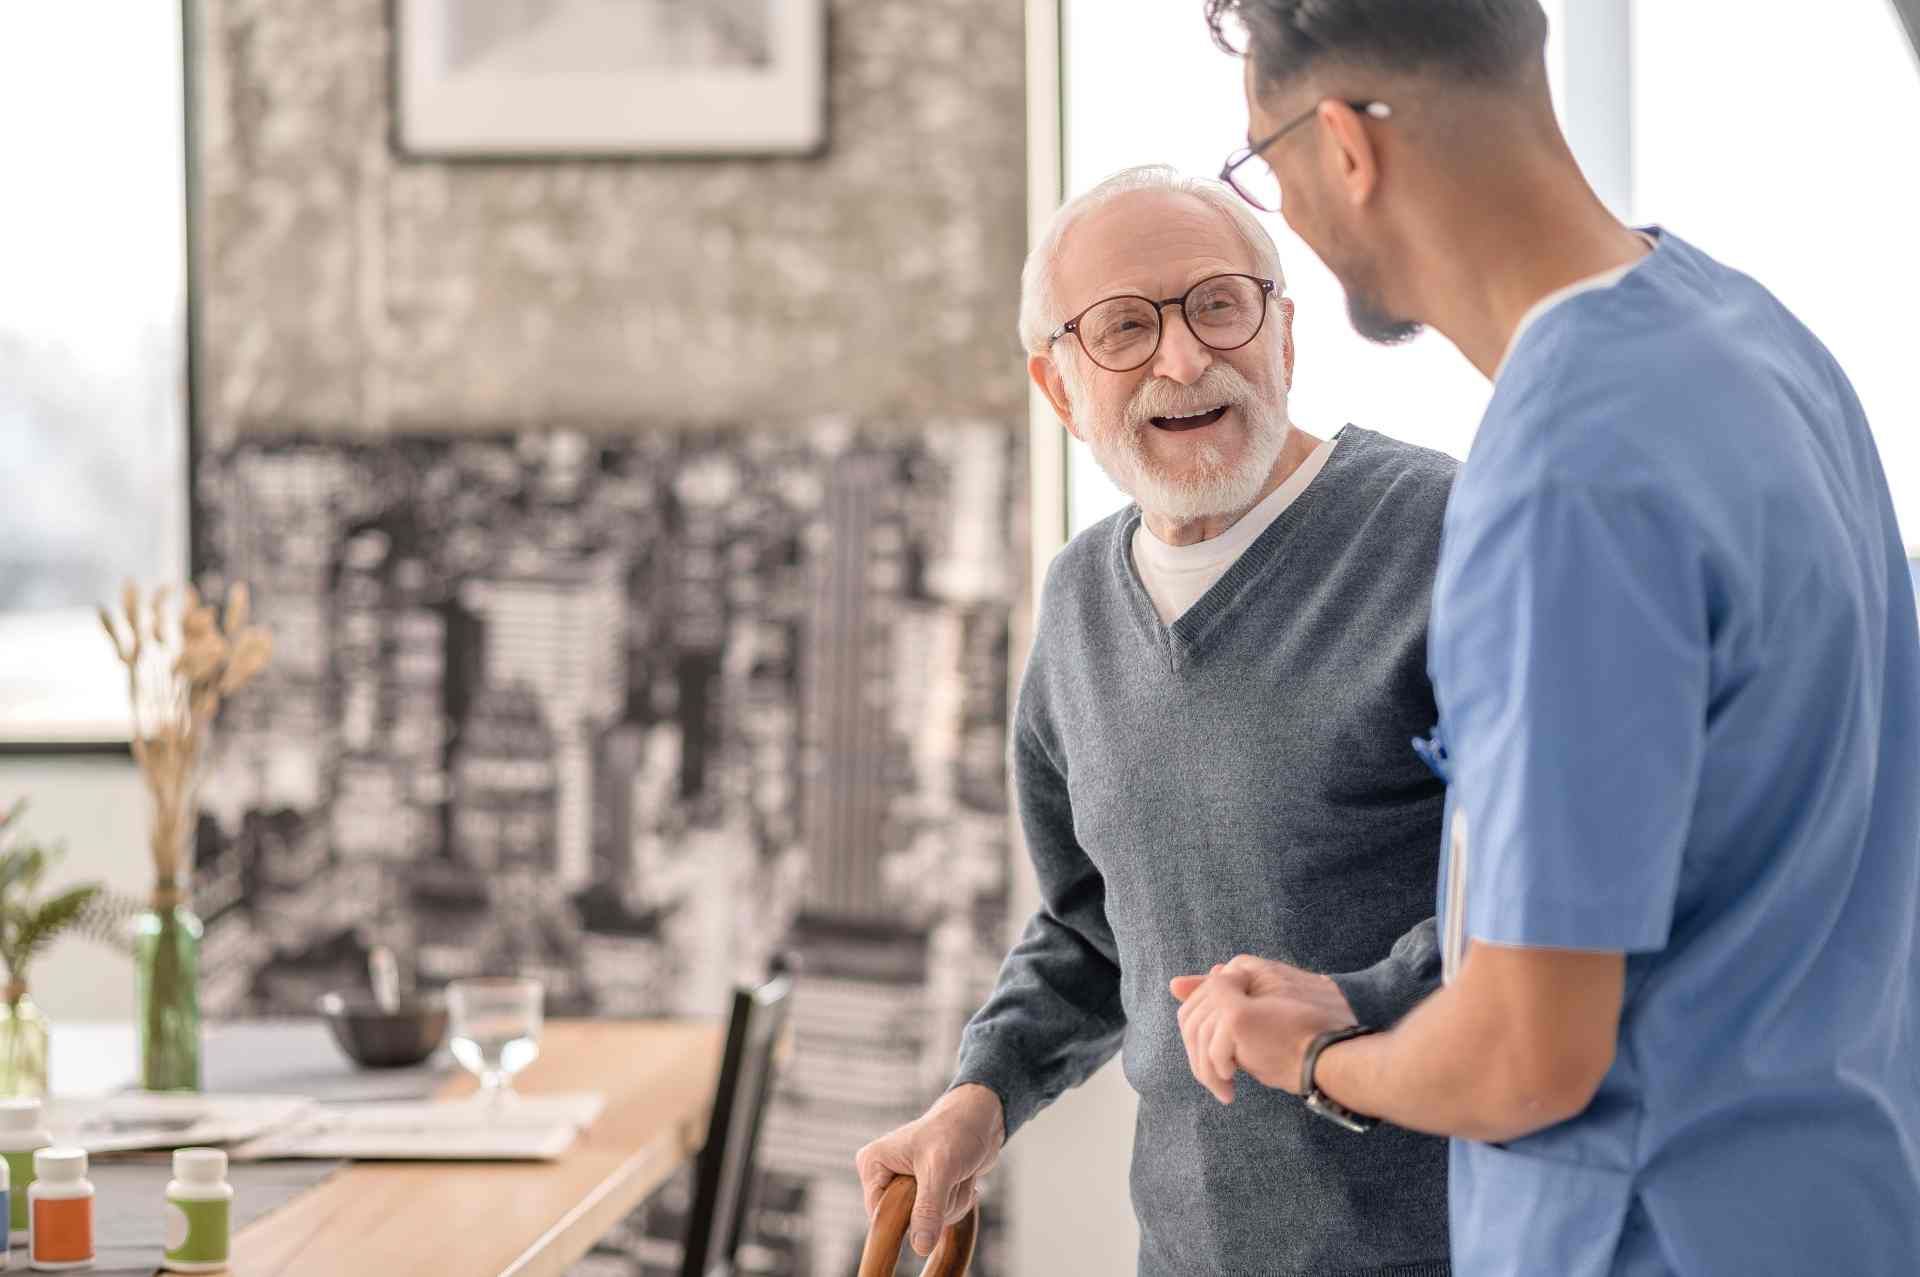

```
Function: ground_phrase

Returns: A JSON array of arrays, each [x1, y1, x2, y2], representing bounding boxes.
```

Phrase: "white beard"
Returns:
[[1072, 363, 1291, 522]]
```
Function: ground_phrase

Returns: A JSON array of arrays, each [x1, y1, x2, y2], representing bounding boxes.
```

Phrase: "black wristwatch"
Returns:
[[1301, 1025, 1379, 1133]]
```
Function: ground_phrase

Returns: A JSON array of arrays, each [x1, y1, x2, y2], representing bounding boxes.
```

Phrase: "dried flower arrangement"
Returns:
[[97, 582, 273, 906], [98, 581, 271, 1089]]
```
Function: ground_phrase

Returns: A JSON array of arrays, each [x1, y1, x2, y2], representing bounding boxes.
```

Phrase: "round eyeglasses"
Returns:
[[1047, 272, 1277, 373]]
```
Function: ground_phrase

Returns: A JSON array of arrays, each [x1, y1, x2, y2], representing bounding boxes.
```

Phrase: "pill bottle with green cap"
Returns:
[[0, 1102, 49, 1246], [26, 1146, 91, 1271], [162, 1148, 230, 1273]]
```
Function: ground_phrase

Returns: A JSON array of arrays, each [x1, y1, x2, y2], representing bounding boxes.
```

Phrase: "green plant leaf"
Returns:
[[0, 812, 114, 989], [2, 884, 103, 986], [0, 902, 26, 979], [0, 846, 45, 900], [75, 890, 141, 959]]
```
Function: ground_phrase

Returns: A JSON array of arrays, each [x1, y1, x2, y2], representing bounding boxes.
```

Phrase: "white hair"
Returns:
[[1018, 164, 1287, 356]]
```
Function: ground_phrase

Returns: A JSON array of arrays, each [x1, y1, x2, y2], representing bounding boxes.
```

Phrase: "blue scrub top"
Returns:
[[1428, 229, 1920, 1275]]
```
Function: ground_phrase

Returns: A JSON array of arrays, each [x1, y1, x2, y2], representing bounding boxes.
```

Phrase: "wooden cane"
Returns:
[[857, 1175, 979, 1277]]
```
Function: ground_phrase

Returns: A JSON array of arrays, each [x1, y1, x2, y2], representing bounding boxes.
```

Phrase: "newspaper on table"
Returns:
[[44, 1093, 318, 1155], [45, 1086, 606, 1163], [230, 1091, 607, 1162]]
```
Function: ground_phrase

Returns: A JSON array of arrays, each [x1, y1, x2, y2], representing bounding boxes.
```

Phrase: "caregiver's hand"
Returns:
[[1171, 956, 1357, 1103], [855, 1083, 1004, 1257]]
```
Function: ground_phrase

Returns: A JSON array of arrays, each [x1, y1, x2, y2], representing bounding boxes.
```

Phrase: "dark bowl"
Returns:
[[318, 991, 448, 1068]]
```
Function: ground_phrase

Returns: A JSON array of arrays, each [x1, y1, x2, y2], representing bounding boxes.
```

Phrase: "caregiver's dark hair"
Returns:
[[1205, 0, 1550, 90]]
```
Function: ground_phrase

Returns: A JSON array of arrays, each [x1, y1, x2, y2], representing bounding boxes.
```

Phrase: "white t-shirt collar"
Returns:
[[1131, 433, 1338, 624]]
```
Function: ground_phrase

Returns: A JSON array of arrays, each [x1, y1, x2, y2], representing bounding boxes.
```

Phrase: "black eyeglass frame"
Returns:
[[1219, 99, 1393, 213], [1045, 272, 1279, 373]]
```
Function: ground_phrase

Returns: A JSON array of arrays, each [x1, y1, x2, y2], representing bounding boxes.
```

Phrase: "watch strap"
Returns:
[[1301, 1024, 1379, 1133]]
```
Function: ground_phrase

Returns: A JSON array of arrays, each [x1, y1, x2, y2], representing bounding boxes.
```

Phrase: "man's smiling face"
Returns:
[[1046, 189, 1295, 522]]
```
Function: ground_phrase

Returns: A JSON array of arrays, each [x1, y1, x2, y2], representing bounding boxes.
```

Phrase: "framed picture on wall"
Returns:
[[394, 0, 827, 158]]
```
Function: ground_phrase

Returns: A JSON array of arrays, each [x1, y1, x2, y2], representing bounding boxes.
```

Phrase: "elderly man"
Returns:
[[855, 164, 1458, 1275], [1174, 2, 1920, 1275]]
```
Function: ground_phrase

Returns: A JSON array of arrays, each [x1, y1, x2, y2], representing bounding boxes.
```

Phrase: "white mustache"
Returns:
[[1123, 365, 1258, 432]]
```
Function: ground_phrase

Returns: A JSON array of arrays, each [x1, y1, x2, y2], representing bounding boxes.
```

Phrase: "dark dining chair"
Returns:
[[677, 963, 795, 1277]]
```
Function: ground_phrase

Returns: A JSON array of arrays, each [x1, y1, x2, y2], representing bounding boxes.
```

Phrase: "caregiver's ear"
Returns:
[[1317, 98, 1383, 208]]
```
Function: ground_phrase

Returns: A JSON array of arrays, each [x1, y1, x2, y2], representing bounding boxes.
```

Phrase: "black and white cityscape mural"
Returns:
[[191, 423, 1024, 1276], [186, 0, 1031, 1263]]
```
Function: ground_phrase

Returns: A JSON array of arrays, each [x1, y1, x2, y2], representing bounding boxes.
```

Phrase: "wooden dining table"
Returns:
[[53, 1019, 724, 1277], [241, 1020, 723, 1275]]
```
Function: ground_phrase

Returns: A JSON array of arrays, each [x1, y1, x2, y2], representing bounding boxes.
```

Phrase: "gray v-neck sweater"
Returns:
[[956, 427, 1457, 1275]]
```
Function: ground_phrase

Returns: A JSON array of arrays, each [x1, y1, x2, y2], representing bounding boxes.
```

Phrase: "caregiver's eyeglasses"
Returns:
[[1046, 272, 1277, 373], [1219, 99, 1393, 213]]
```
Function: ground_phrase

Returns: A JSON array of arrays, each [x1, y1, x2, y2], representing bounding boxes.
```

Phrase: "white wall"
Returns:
[[0, 756, 151, 1021]]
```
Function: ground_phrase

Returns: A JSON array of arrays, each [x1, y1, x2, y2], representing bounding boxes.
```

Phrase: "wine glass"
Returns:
[[447, 976, 544, 1106]]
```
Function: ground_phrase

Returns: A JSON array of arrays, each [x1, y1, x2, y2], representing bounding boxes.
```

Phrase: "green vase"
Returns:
[[0, 986, 49, 1099], [134, 888, 202, 1092]]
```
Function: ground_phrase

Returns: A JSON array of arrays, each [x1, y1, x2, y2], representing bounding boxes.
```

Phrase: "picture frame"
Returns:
[[393, 0, 828, 159]]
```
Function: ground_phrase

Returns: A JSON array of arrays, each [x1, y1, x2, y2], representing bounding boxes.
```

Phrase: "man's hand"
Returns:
[[854, 1083, 1005, 1257], [1170, 956, 1357, 1103]]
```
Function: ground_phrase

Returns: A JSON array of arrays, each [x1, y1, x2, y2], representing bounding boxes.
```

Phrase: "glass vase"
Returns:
[[134, 890, 203, 1092], [0, 987, 49, 1099]]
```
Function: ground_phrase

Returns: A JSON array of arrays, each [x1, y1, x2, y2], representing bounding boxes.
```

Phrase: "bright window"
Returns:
[[1060, 2, 1920, 543], [1634, 1, 1920, 543], [0, 3, 189, 739]]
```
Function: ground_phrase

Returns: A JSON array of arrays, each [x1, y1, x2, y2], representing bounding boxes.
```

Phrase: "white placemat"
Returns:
[[232, 1090, 606, 1162]]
